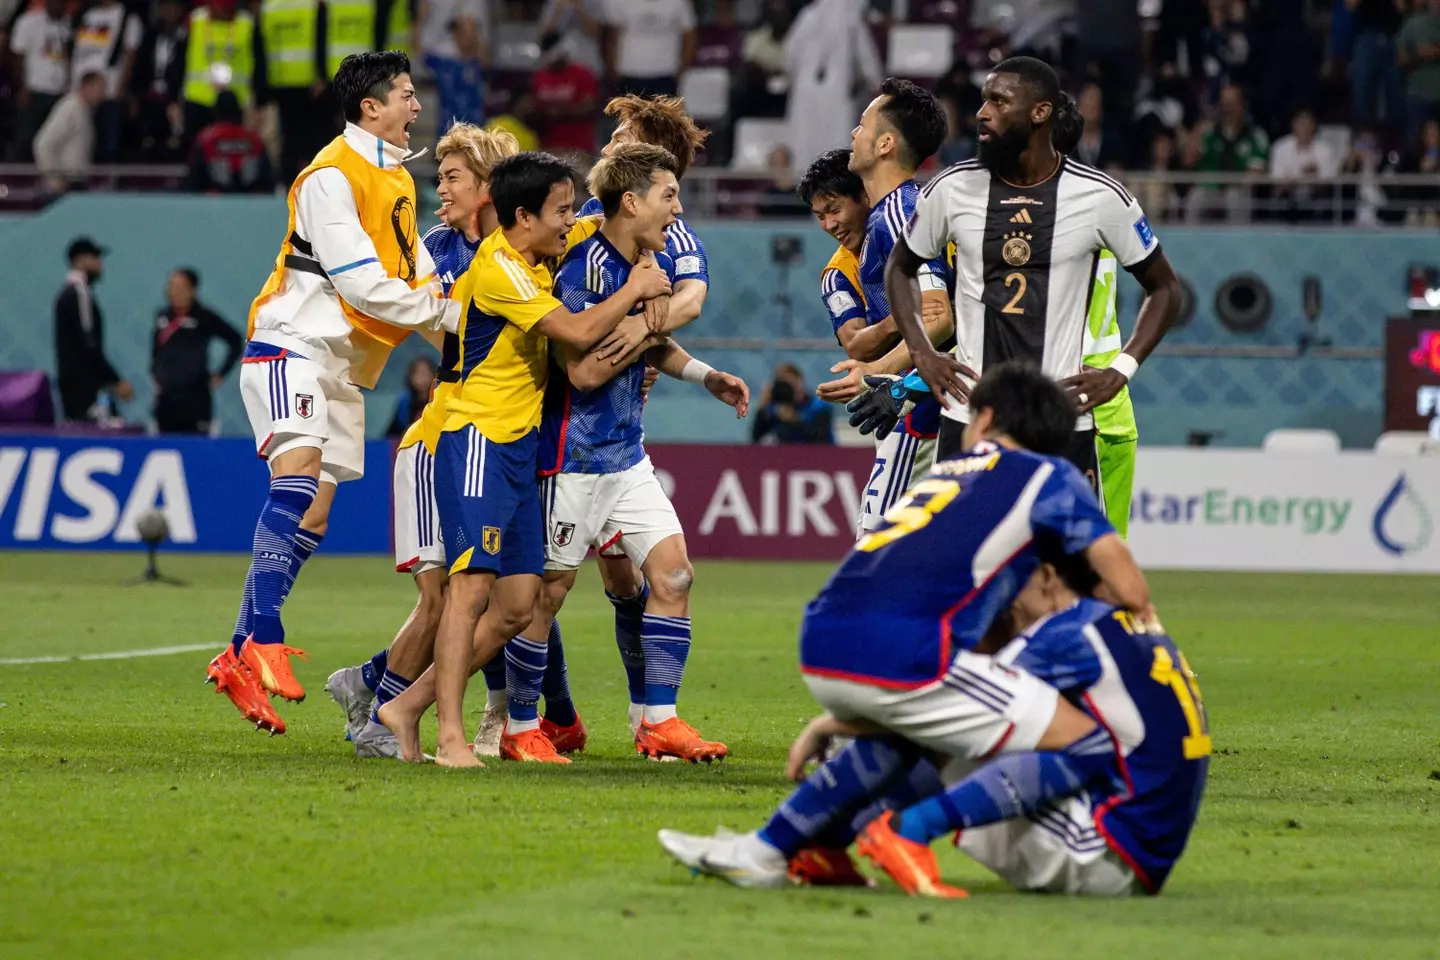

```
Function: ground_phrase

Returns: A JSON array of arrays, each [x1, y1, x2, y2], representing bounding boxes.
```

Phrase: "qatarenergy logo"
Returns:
[[1131, 489, 1351, 534]]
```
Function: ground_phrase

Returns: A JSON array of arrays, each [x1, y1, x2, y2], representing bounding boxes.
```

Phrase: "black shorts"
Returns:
[[937, 419, 1101, 495]]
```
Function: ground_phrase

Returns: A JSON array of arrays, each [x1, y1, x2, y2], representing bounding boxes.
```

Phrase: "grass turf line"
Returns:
[[0, 552, 1438, 959]]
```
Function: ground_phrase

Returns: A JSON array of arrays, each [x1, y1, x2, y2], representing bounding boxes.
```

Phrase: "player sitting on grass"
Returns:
[[501, 143, 748, 763], [658, 361, 1152, 888]]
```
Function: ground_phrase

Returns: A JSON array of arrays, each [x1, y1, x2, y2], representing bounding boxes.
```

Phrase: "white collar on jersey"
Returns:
[[343, 122, 424, 170]]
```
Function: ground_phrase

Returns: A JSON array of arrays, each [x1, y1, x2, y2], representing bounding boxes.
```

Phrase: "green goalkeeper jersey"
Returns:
[[1083, 250, 1139, 442]]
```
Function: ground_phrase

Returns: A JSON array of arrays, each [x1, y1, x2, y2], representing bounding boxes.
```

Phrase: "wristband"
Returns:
[[681, 359, 714, 385], [1108, 353, 1139, 381]]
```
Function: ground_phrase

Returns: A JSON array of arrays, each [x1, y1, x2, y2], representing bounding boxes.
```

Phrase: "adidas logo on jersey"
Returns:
[[1009, 209, 1033, 224]]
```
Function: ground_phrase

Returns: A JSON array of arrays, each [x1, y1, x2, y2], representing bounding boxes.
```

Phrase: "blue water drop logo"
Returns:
[[1371, 474, 1433, 557]]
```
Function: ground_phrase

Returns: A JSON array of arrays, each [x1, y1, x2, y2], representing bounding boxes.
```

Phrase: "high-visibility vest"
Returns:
[[326, 0, 375, 77], [183, 9, 255, 107], [381, 0, 413, 58], [259, 0, 318, 89]]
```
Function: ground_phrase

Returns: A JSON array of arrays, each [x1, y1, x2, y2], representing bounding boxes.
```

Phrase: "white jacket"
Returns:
[[250, 123, 459, 387], [33, 92, 95, 177]]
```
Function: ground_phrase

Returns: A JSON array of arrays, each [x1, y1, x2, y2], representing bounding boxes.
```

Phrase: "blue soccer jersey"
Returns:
[[423, 224, 481, 373], [578, 197, 709, 287], [539, 232, 677, 475], [799, 443, 1113, 688], [1006, 598, 1211, 893]]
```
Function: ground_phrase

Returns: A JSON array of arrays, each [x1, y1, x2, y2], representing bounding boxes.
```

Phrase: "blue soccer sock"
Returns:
[[285, 528, 323, 600], [370, 669, 413, 723], [229, 565, 255, 654], [816, 757, 947, 851], [360, 648, 389, 694], [229, 527, 322, 655], [504, 635, 548, 733], [894, 726, 1121, 845], [541, 619, 576, 727], [481, 650, 507, 698], [757, 737, 920, 858], [247, 475, 318, 646], [640, 612, 690, 724], [607, 580, 649, 706]]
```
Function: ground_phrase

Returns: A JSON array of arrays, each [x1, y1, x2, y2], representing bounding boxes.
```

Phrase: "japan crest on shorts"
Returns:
[[553, 522, 575, 548], [482, 526, 502, 555], [295, 394, 314, 419]]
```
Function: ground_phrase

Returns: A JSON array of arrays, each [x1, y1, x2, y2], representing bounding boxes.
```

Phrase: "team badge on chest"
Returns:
[[1002, 232, 1032, 267]]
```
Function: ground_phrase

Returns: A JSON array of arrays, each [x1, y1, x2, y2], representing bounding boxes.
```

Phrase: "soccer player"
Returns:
[[883, 57, 1180, 487], [796, 149, 869, 350], [657, 361, 1152, 886], [324, 122, 521, 758], [207, 51, 459, 736], [377, 152, 671, 768], [505, 143, 748, 763]]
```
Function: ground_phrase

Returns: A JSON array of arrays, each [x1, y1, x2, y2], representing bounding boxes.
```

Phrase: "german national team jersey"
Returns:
[[821, 244, 866, 340], [799, 442, 1113, 687], [539, 232, 677, 475], [578, 197, 708, 285], [1003, 598, 1211, 893]]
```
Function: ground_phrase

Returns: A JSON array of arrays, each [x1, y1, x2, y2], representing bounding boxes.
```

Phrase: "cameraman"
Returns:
[[751, 362, 833, 444]]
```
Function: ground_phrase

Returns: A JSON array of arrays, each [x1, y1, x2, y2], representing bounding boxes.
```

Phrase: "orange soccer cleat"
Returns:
[[788, 847, 874, 887], [539, 712, 588, 754], [634, 717, 728, 763], [500, 727, 572, 764], [205, 646, 286, 736], [238, 637, 309, 702], [856, 811, 968, 899]]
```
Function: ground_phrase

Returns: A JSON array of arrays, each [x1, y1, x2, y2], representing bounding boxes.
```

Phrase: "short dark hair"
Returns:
[[334, 51, 411, 123], [489, 152, 578, 229], [796, 149, 865, 205], [993, 56, 1062, 114], [877, 77, 948, 169], [967, 360, 1076, 456], [1051, 92, 1083, 155], [214, 90, 243, 125], [174, 267, 199, 290], [1035, 534, 1102, 596]]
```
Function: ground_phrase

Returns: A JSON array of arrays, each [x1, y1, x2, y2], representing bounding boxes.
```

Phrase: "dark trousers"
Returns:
[[154, 390, 213, 434], [58, 383, 100, 422], [94, 99, 125, 163], [273, 87, 340, 187], [7, 92, 61, 162], [616, 75, 679, 98]]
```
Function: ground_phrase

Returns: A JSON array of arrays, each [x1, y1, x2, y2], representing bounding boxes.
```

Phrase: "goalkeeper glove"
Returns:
[[845, 372, 930, 440]]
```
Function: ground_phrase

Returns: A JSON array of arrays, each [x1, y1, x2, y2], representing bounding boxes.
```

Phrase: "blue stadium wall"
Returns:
[[0, 195, 1420, 447]]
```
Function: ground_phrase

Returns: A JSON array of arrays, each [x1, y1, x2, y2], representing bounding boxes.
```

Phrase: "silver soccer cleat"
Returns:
[[657, 828, 789, 889], [353, 718, 404, 760], [473, 704, 506, 758], [325, 665, 374, 744]]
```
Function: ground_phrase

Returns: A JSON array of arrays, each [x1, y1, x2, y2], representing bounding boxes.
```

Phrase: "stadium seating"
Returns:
[[679, 67, 732, 122], [1262, 428, 1343, 454], [1373, 431, 1440, 456], [731, 118, 789, 169], [885, 24, 954, 78]]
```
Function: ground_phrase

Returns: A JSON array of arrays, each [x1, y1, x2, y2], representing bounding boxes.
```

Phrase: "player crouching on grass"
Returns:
[[324, 122, 522, 759], [207, 51, 460, 736], [513, 143, 749, 763]]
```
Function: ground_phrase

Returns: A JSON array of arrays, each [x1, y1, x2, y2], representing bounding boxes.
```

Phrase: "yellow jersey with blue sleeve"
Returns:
[[821, 244, 866, 342], [443, 228, 562, 442]]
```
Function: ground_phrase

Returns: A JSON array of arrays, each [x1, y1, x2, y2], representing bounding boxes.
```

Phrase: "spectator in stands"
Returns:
[[729, 0, 793, 121], [1397, 117, 1440, 224], [1339, 123, 1397, 225], [606, 0, 697, 97], [1269, 106, 1340, 222], [71, 0, 142, 164], [187, 89, 275, 193], [1198, 0, 1255, 106], [130, 0, 188, 163], [526, 34, 599, 155], [420, 0, 488, 134], [180, 0, 260, 145], [1397, 0, 1440, 139], [257, 0, 336, 186], [752, 363, 832, 444], [784, 0, 880, 175], [54, 237, 133, 424], [1135, 127, 1181, 223], [1349, 0, 1406, 129], [6, 0, 71, 163], [388, 356, 438, 437], [937, 95, 977, 167], [1072, 82, 1127, 172], [753, 143, 798, 216], [1188, 83, 1269, 222], [538, 0, 607, 77], [33, 70, 106, 192], [151, 267, 243, 434]]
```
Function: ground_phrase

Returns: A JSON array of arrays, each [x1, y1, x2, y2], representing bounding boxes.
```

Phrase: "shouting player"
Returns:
[[207, 51, 459, 736], [324, 122, 522, 758], [504, 143, 747, 763], [378, 152, 670, 767]]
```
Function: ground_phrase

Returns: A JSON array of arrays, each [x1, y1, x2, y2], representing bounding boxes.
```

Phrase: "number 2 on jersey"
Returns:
[[1002, 272, 1027, 314], [856, 479, 961, 553], [1151, 645, 1212, 760]]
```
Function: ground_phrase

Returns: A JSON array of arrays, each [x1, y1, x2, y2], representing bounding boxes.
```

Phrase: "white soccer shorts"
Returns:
[[803, 650, 1059, 759], [393, 440, 445, 575], [240, 353, 365, 483], [540, 456, 683, 571], [856, 429, 936, 537]]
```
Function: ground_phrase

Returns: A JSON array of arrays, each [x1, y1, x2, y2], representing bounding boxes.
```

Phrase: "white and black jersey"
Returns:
[[905, 157, 1161, 430]]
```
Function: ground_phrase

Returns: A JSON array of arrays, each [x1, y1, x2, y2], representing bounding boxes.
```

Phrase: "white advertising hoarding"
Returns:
[[1128, 449, 1439, 573]]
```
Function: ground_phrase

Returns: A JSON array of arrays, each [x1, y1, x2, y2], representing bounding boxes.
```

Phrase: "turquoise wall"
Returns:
[[0, 195, 1422, 446]]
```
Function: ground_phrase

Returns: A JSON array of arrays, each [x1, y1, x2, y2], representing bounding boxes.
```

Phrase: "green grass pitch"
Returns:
[[1, 552, 1438, 960]]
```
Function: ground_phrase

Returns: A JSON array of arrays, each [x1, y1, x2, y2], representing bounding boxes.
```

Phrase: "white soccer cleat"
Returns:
[[353, 719, 403, 760], [658, 829, 789, 889], [473, 704, 506, 758], [326, 665, 375, 744]]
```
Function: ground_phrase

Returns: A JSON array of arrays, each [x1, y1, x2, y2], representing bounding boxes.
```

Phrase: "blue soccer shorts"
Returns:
[[434, 424, 543, 578]]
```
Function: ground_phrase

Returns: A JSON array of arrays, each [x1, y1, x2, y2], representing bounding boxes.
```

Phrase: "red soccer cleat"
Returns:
[[539, 712, 588, 754], [238, 637, 309, 702], [788, 847, 874, 887], [634, 717, 728, 763], [856, 811, 968, 899], [205, 646, 286, 736], [500, 727, 572, 764]]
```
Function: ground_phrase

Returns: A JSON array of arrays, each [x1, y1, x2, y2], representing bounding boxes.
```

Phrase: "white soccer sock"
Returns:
[[643, 704, 678, 724], [506, 716, 540, 734], [628, 703, 645, 734]]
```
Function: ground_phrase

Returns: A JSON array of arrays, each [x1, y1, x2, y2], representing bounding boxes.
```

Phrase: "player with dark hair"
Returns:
[[658, 360, 1154, 887], [375, 151, 670, 766], [796, 149, 870, 350], [208, 50, 458, 736]]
